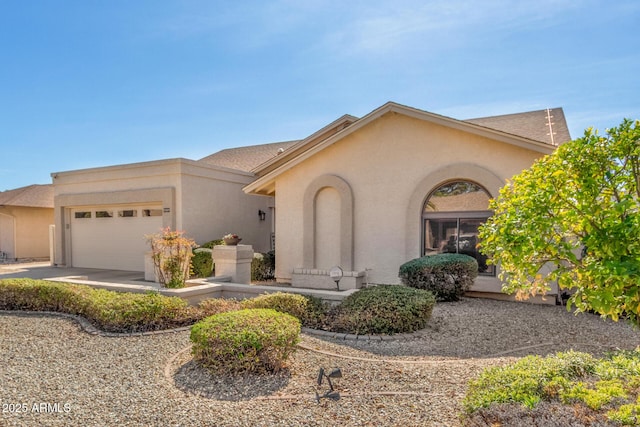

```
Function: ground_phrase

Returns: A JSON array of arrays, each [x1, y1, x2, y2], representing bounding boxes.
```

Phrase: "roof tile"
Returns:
[[0, 184, 54, 208], [465, 107, 571, 145], [198, 140, 299, 172]]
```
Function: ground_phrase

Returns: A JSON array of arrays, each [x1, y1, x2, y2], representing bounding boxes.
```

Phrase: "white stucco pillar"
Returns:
[[212, 244, 254, 284]]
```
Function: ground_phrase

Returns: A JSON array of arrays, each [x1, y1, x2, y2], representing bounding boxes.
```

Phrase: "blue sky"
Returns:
[[1, 0, 638, 191]]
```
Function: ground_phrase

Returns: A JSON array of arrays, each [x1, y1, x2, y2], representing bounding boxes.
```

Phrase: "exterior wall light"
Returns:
[[258, 210, 266, 221]]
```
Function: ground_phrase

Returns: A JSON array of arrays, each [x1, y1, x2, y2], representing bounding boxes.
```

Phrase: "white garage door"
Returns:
[[70, 206, 163, 271]]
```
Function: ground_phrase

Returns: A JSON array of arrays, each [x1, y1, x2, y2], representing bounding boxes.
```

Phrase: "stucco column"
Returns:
[[212, 245, 254, 284]]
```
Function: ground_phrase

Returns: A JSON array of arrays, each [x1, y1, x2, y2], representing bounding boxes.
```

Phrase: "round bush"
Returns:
[[399, 253, 478, 301], [190, 308, 301, 374], [241, 292, 327, 328], [329, 285, 435, 335]]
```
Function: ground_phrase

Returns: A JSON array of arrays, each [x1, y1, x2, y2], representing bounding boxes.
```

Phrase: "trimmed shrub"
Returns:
[[190, 308, 300, 374], [0, 278, 90, 314], [399, 253, 478, 301], [241, 292, 328, 328], [82, 289, 189, 332], [251, 251, 275, 282], [191, 248, 214, 278], [329, 285, 435, 335]]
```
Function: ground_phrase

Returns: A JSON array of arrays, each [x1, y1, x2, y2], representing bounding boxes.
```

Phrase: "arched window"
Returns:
[[423, 181, 494, 276]]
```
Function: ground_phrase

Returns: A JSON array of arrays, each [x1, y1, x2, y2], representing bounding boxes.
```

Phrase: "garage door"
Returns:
[[70, 206, 163, 271]]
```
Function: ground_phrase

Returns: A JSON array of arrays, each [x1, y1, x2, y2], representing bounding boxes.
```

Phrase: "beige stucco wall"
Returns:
[[0, 206, 53, 260], [180, 169, 273, 250], [53, 158, 273, 268], [272, 112, 552, 293]]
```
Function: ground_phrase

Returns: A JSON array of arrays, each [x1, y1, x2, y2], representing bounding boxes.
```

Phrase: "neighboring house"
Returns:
[[244, 102, 571, 300], [0, 184, 54, 261], [52, 101, 571, 302]]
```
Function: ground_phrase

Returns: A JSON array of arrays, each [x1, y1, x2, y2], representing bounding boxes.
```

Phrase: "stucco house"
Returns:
[[52, 101, 570, 301], [244, 102, 571, 300], [0, 184, 54, 261]]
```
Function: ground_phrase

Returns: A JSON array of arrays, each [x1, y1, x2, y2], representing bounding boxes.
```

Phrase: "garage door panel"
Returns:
[[71, 206, 163, 271]]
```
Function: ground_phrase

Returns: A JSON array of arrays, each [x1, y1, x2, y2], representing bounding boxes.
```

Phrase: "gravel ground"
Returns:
[[1, 298, 639, 427]]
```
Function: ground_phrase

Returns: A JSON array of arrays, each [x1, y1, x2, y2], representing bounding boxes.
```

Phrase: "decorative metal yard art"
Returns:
[[314, 367, 342, 402], [329, 266, 343, 291]]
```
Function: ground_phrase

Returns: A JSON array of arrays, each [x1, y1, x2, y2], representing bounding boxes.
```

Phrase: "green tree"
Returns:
[[478, 119, 640, 324]]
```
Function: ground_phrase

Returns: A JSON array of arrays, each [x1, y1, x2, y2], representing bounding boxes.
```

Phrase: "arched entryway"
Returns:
[[302, 174, 354, 270], [423, 180, 494, 275]]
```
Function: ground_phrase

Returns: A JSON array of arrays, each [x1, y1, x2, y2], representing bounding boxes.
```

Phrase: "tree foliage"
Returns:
[[478, 119, 640, 324]]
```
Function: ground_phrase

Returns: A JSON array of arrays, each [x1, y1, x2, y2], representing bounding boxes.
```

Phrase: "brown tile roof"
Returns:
[[465, 107, 571, 145], [0, 184, 54, 208], [198, 140, 299, 172]]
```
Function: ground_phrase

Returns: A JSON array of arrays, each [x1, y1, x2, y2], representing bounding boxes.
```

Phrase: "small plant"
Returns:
[[241, 291, 328, 328], [329, 285, 435, 335], [399, 253, 478, 301], [147, 227, 196, 288], [190, 308, 300, 374]]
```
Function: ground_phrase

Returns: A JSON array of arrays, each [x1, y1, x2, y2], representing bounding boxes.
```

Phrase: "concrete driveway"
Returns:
[[0, 262, 146, 284]]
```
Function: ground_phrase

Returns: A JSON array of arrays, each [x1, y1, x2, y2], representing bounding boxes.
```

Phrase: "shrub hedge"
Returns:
[[190, 308, 300, 374], [399, 253, 478, 301], [241, 291, 327, 328], [0, 278, 191, 332], [0, 279, 436, 336], [328, 285, 435, 335]]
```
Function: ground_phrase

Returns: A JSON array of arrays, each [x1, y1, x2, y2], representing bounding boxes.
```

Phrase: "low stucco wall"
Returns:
[[45, 276, 356, 306]]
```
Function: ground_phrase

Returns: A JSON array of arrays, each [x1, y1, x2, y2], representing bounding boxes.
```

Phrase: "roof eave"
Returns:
[[244, 102, 557, 196], [250, 114, 359, 177]]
